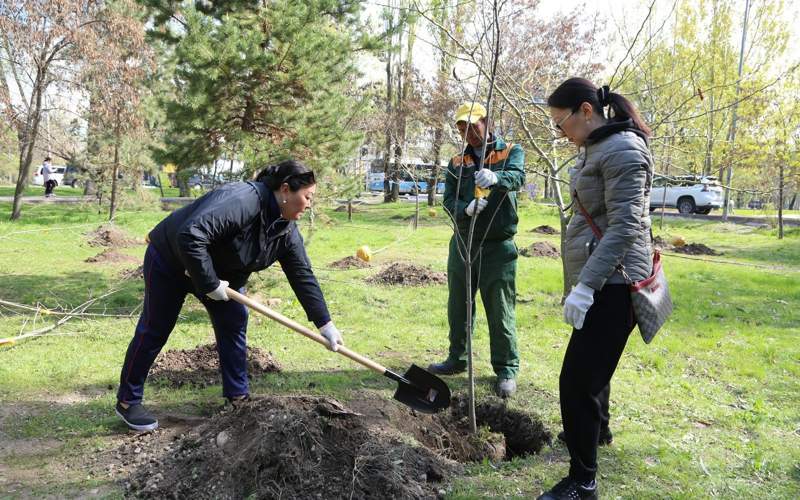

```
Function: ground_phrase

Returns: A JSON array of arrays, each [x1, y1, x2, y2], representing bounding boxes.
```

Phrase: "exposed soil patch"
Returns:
[[652, 235, 669, 250], [118, 265, 144, 281], [519, 241, 561, 258], [529, 225, 560, 235], [334, 204, 361, 213], [671, 242, 721, 256], [124, 394, 550, 499], [367, 263, 447, 286], [149, 343, 281, 388], [87, 224, 141, 248], [85, 249, 140, 264], [329, 256, 371, 270], [126, 396, 460, 499]]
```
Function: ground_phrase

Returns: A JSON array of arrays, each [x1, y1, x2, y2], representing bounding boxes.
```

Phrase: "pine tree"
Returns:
[[142, 0, 372, 179]]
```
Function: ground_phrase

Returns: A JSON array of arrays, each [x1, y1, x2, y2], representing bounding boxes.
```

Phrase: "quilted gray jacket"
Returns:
[[564, 121, 654, 290]]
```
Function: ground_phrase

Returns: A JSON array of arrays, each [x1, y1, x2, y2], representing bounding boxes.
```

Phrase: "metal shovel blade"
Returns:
[[390, 364, 451, 414]]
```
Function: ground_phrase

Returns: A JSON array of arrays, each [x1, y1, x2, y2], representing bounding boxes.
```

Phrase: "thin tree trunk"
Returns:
[[109, 111, 121, 221], [11, 80, 45, 220], [778, 163, 784, 239]]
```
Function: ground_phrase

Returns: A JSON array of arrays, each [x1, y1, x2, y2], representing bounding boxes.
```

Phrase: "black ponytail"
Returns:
[[255, 159, 316, 191], [547, 77, 651, 137]]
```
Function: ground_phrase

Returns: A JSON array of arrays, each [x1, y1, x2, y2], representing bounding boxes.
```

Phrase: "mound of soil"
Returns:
[[519, 241, 561, 258], [121, 392, 551, 498], [529, 225, 560, 235], [672, 242, 721, 256], [334, 204, 361, 213], [87, 224, 141, 248], [329, 256, 371, 270], [118, 265, 144, 280], [652, 235, 669, 250], [367, 263, 447, 286], [149, 343, 281, 388], [85, 249, 140, 264], [127, 396, 461, 500]]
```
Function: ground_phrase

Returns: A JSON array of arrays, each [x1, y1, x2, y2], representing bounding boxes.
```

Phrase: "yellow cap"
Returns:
[[454, 102, 487, 124]]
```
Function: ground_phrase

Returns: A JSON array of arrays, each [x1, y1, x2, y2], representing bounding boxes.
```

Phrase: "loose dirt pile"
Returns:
[[529, 225, 560, 235], [329, 256, 371, 270], [652, 235, 669, 250], [118, 265, 144, 280], [85, 249, 140, 264], [149, 343, 281, 388], [367, 263, 447, 286], [519, 241, 561, 258], [671, 242, 722, 256], [87, 224, 141, 248], [334, 205, 361, 213], [127, 396, 460, 499], [124, 394, 550, 499]]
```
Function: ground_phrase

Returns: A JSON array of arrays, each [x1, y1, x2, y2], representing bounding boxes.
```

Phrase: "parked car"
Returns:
[[747, 199, 765, 209], [31, 164, 66, 186], [61, 166, 82, 187], [650, 175, 723, 214]]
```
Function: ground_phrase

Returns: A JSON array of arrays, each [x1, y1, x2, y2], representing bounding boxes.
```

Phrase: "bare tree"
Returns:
[[0, 0, 110, 219]]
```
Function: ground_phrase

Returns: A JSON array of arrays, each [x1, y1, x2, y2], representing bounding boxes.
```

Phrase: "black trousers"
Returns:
[[44, 180, 56, 195], [560, 284, 634, 482]]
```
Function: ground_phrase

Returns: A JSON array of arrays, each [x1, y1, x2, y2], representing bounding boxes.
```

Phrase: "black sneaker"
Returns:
[[557, 427, 613, 446], [537, 477, 597, 500], [427, 360, 466, 375], [115, 402, 158, 432]]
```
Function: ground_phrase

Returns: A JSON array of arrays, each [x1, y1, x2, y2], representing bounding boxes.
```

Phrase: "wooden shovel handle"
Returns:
[[226, 288, 388, 376]]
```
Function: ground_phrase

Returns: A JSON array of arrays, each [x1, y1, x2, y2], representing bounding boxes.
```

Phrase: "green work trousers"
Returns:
[[446, 235, 519, 379]]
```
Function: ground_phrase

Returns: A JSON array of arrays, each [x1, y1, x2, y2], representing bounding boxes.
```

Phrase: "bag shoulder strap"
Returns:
[[573, 192, 604, 240]]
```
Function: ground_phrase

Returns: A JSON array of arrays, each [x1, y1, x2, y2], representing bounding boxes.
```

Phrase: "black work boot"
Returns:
[[557, 427, 613, 446], [537, 477, 598, 500], [115, 402, 158, 432], [427, 359, 466, 375]]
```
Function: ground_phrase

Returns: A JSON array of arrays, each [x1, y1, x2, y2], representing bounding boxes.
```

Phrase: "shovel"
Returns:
[[226, 288, 451, 414]]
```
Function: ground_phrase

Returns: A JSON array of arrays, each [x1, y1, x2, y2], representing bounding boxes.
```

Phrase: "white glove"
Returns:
[[206, 280, 230, 301], [563, 282, 595, 330], [319, 321, 344, 352], [474, 169, 498, 188], [465, 198, 488, 217]]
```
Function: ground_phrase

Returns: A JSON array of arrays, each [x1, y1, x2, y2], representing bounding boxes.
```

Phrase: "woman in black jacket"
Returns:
[[115, 160, 343, 432]]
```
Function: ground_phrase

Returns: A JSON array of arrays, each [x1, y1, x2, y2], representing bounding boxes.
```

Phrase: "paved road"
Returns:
[[649, 210, 799, 227]]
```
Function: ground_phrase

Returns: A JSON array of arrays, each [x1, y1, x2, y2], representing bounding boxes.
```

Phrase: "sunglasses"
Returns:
[[281, 171, 316, 185]]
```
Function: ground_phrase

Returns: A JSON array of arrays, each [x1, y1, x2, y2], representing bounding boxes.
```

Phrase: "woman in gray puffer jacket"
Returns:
[[537, 78, 654, 500]]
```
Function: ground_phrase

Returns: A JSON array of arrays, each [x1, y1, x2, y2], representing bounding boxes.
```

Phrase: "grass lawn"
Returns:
[[0, 199, 798, 498]]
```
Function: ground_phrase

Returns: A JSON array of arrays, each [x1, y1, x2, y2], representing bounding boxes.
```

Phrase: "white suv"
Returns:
[[31, 164, 66, 186], [650, 175, 723, 215]]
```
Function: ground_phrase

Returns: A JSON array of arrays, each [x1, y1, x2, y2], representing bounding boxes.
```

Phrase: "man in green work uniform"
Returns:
[[428, 102, 525, 398]]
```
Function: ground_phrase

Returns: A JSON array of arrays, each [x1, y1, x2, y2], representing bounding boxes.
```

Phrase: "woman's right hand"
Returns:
[[563, 282, 595, 330], [206, 280, 230, 301], [319, 322, 344, 352]]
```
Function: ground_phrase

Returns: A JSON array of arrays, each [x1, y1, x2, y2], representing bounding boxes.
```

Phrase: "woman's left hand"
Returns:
[[319, 322, 344, 352]]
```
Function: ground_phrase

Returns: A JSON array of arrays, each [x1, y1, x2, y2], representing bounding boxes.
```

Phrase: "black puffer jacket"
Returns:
[[148, 181, 331, 327]]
